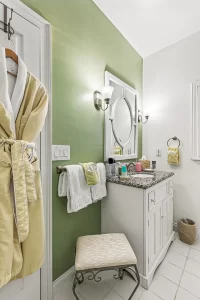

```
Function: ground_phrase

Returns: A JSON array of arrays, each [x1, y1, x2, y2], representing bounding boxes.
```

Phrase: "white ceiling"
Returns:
[[93, 0, 200, 58]]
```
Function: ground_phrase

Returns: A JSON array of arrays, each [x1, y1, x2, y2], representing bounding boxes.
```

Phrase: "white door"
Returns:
[[148, 201, 162, 269], [0, 5, 41, 300]]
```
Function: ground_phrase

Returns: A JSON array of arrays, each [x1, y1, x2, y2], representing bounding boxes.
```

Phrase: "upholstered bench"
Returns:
[[73, 233, 140, 300]]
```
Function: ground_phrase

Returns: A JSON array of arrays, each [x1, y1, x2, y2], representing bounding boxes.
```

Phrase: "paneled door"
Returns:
[[163, 195, 173, 245], [0, 4, 41, 300], [148, 201, 162, 269]]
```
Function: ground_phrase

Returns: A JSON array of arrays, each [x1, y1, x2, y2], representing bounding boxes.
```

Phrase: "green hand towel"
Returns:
[[80, 162, 99, 186]]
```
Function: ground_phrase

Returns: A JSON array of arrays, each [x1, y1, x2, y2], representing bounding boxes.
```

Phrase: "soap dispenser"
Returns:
[[121, 165, 128, 177]]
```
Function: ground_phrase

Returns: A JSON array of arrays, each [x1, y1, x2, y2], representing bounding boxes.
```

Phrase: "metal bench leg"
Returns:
[[124, 265, 140, 300], [73, 272, 83, 300], [72, 266, 140, 300]]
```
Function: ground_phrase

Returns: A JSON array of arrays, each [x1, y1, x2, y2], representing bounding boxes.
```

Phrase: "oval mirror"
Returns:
[[111, 96, 133, 149]]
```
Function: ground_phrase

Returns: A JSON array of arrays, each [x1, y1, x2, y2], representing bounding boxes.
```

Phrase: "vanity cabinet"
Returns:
[[101, 176, 174, 289]]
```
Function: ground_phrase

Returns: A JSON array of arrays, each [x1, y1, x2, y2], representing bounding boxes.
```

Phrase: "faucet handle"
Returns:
[[127, 162, 136, 172]]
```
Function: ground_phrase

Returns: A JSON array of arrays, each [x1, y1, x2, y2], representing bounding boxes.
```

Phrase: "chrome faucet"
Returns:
[[126, 162, 136, 172]]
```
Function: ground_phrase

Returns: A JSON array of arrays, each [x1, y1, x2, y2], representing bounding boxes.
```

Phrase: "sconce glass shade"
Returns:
[[94, 85, 114, 111], [100, 85, 114, 100], [138, 110, 150, 124]]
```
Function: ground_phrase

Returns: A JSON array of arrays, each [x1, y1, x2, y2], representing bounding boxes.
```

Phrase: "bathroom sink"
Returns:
[[131, 174, 154, 179]]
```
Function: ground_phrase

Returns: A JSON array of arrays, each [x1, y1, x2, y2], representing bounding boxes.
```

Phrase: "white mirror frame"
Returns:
[[104, 71, 138, 161], [191, 80, 200, 160], [110, 96, 134, 148]]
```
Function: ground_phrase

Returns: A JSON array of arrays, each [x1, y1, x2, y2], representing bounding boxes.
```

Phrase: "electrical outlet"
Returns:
[[156, 148, 161, 156]]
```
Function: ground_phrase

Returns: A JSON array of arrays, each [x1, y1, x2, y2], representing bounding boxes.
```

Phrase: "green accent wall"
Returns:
[[22, 0, 143, 280]]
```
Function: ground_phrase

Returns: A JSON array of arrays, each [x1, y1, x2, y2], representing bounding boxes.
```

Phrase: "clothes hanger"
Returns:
[[5, 48, 18, 77]]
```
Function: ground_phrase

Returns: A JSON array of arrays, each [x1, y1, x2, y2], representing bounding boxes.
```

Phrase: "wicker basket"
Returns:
[[178, 218, 196, 245]]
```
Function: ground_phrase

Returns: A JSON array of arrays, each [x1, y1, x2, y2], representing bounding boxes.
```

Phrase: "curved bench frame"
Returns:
[[73, 264, 140, 300]]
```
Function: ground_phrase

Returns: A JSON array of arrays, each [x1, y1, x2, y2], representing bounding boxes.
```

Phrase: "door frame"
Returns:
[[0, 1, 52, 300]]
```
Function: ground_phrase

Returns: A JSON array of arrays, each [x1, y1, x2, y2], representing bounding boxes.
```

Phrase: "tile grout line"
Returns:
[[103, 279, 124, 300], [157, 271, 181, 286], [184, 269, 200, 280], [138, 288, 145, 300], [147, 239, 191, 300], [180, 286, 200, 300], [146, 290, 163, 300], [174, 244, 191, 300], [147, 239, 188, 300]]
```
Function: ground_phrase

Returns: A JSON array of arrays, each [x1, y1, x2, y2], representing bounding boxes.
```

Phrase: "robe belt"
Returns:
[[0, 137, 37, 243]]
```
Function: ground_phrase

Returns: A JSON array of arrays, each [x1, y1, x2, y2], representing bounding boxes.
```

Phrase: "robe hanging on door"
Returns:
[[0, 47, 48, 288]]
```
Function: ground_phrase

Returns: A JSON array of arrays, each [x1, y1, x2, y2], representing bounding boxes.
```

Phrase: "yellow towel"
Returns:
[[80, 162, 99, 186], [168, 147, 179, 165]]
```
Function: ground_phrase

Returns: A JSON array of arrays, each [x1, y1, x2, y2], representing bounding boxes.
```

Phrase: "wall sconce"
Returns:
[[94, 85, 114, 111], [138, 110, 149, 124]]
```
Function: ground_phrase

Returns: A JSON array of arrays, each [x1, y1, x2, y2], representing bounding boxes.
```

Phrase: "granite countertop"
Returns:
[[106, 171, 174, 189]]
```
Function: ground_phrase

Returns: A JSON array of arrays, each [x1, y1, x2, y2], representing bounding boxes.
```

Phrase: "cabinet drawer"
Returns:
[[148, 191, 155, 210], [155, 184, 167, 203], [148, 183, 167, 211]]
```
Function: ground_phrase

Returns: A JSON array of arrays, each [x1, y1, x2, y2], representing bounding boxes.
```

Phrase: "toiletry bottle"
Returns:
[[115, 162, 121, 176], [152, 161, 156, 169], [106, 164, 113, 176], [121, 165, 127, 177], [135, 162, 142, 172]]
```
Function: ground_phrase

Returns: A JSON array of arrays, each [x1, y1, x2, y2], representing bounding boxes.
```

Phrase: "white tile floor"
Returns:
[[56, 234, 200, 300]]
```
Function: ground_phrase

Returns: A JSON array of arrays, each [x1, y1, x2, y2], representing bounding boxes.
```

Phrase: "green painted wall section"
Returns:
[[22, 0, 143, 280]]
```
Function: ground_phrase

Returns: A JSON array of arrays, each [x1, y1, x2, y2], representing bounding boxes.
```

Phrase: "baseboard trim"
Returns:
[[53, 266, 75, 300]]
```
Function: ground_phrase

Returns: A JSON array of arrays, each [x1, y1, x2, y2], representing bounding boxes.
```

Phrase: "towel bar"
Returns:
[[56, 166, 67, 174]]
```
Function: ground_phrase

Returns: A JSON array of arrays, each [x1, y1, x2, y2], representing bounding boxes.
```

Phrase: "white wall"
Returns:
[[143, 31, 200, 231]]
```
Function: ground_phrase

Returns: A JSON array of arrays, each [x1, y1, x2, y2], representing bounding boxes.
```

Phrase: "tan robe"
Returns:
[[0, 47, 48, 287]]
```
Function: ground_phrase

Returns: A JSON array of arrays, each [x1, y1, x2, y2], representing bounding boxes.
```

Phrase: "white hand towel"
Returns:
[[91, 163, 107, 202], [58, 165, 92, 213], [58, 172, 68, 197]]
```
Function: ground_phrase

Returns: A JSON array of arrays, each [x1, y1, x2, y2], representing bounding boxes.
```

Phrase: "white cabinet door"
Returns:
[[162, 195, 173, 246], [148, 212, 155, 268], [167, 195, 173, 239], [162, 197, 168, 246], [148, 201, 162, 269]]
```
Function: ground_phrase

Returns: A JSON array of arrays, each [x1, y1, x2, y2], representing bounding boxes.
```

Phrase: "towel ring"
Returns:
[[167, 136, 180, 147]]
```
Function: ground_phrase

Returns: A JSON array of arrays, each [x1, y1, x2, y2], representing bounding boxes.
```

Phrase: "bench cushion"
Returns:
[[75, 233, 137, 271]]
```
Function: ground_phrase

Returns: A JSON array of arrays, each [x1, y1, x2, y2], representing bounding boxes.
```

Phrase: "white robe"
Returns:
[[0, 47, 27, 137], [0, 47, 48, 287]]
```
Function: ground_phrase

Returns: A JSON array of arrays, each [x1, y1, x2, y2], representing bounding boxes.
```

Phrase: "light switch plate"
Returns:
[[52, 145, 70, 161], [156, 148, 161, 156]]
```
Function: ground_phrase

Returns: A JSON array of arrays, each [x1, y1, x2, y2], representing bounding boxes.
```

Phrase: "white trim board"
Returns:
[[0, 1, 52, 300], [53, 267, 75, 300]]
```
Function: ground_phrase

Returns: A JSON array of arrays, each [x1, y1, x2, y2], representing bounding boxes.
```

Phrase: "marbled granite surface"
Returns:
[[107, 171, 174, 189]]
